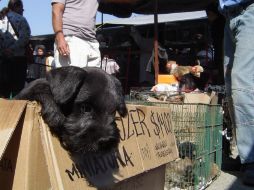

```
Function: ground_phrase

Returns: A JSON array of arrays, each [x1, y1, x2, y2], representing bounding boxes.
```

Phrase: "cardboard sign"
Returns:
[[0, 100, 51, 190], [103, 165, 166, 190], [0, 99, 178, 189], [39, 104, 179, 188], [0, 100, 27, 160]]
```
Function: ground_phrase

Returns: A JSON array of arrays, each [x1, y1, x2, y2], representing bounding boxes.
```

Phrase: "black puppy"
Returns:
[[179, 73, 208, 92], [15, 66, 127, 154]]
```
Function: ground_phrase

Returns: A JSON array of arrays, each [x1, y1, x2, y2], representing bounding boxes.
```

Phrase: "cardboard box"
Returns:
[[0, 99, 178, 190], [0, 100, 51, 190], [183, 92, 211, 104]]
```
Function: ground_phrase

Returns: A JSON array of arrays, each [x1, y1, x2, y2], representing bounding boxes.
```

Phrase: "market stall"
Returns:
[[98, 0, 214, 84]]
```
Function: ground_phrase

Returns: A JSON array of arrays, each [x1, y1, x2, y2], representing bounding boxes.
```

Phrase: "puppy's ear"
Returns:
[[46, 66, 86, 105], [114, 78, 128, 117], [14, 78, 66, 135]]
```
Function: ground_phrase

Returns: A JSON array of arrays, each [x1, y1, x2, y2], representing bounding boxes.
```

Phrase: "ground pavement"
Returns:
[[206, 147, 254, 190], [206, 170, 254, 190]]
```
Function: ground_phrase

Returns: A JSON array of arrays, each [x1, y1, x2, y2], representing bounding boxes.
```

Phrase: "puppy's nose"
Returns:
[[98, 136, 119, 152]]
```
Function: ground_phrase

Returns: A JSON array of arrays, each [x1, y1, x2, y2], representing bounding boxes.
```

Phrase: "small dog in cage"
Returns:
[[179, 73, 208, 92], [165, 157, 194, 189], [15, 66, 127, 154]]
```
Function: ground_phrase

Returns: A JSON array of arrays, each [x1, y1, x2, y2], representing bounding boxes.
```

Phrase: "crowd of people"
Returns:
[[26, 44, 55, 83], [1, 0, 254, 187]]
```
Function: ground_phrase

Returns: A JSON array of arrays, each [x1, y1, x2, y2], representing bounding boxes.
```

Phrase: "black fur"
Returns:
[[15, 66, 128, 154], [179, 73, 208, 92]]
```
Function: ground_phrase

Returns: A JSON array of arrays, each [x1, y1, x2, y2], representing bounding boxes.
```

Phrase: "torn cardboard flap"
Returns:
[[0, 100, 51, 190], [0, 99, 27, 160]]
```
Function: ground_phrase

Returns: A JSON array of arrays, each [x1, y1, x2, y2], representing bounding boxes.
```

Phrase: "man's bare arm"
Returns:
[[52, 2, 69, 56], [52, 3, 64, 35]]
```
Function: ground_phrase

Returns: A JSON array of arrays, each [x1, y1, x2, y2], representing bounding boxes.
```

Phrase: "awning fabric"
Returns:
[[101, 11, 207, 26], [99, 0, 213, 17]]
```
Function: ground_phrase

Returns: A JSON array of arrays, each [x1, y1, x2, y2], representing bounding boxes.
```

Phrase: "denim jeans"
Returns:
[[224, 3, 254, 164]]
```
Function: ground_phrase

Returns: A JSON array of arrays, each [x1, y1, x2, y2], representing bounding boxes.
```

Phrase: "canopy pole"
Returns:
[[101, 12, 104, 30], [100, 12, 104, 69], [153, 0, 159, 84]]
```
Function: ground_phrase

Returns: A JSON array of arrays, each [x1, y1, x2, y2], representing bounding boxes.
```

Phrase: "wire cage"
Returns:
[[164, 103, 222, 190], [126, 90, 223, 190]]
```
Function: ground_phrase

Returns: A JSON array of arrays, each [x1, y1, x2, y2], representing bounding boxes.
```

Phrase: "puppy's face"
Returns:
[[179, 73, 208, 92], [178, 74, 196, 92], [52, 67, 127, 154], [60, 103, 120, 154], [15, 66, 127, 155]]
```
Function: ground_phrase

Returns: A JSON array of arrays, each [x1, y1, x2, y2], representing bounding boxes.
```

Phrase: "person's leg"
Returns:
[[54, 36, 89, 68], [229, 4, 254, 165], [9, 56, 27, 97], [224, 5, 254, 185], [54, 36, 102, 68], [0, 58, 9, 98], [224, 20, 234, 99], [223, 18, 237, 156], [87, 40, 101, 67]]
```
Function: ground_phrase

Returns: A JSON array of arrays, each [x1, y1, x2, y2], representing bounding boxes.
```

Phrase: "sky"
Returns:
[[0, 0, 118, 36]]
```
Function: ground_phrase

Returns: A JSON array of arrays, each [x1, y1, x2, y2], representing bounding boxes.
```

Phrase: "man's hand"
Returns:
[[55, 31, 70, 56]]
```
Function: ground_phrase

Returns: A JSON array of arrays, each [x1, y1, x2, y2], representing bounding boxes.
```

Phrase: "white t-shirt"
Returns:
[[101, 57, 120, 75]]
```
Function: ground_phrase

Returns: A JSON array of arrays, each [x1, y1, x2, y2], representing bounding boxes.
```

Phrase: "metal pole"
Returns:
[[101, 12, 104, 30], [153, 0, 159, 84], [100, 12, 104, 69]]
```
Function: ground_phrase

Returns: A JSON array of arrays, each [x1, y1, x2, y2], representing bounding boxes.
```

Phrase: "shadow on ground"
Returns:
[[206, 170, 254, 190]]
